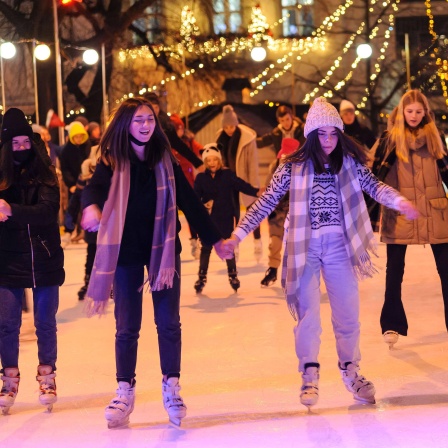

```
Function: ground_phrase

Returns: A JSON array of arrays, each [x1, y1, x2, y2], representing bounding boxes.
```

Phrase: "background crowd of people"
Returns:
[[0, 90, 447, 427]]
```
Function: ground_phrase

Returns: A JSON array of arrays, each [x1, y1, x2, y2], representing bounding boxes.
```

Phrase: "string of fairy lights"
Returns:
[[115, 2, 448, 114]]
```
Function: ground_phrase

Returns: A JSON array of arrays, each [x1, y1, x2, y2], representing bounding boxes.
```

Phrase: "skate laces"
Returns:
[[163, 379, 185, 409], [106, 384, 134, 413], [301, 366, 319, 392], [340, 363, 371, 391], [1, 376, 19, 396], [37, 372, 56, 395]]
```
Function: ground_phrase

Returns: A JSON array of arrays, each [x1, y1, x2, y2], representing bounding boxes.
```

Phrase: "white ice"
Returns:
[[2, 218, 448, 448]]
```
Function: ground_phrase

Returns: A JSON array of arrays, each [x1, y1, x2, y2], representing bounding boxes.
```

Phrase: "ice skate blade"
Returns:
[[169, 417, 182, 427], [107, 417, 130, 429], [353, 395, 376, 405], [1, 406, 12, 415]]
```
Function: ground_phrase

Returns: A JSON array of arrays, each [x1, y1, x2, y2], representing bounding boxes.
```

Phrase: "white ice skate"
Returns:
[[383, 331, 399, 349], [340, 362, 376, 404], [0, 368, 20, 415], [300, 364, 319, 410], [162, 377, 187, 427], [36, 365, 57, 411], [104, 381, 135, 429]]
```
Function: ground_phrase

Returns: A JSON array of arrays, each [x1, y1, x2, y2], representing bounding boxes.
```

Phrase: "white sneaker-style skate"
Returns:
[[383, 330, 399, 349], [0, 368, 20, 415], [36, 365, 57, 411], [339, 362, 376, 404], [105, 381, 135, 429], [300, 364, 320, 409], [162, 377, 187, 427]]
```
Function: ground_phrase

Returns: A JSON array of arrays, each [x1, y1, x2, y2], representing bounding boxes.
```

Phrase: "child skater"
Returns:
[[193, 143, 261, 293], [368, 89, 448, 348], [222, 97, 418, 409], [81, 97, 226, 428]]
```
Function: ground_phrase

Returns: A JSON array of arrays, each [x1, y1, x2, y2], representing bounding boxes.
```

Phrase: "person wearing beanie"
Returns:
[[169, 113, 203, 259], [59, 121, 91, 247], [80, 97, 226, 428], [222, 97, 418, 410], [339, 99, 376, 149], [257, 105, 306, 155], [143, 92, 203, 169], [367, 90, 448, 348], [260, 138, 300, 287], [0, 107, 64, 413], [193, 143, 261, 293], [216, 104, 262, 258]]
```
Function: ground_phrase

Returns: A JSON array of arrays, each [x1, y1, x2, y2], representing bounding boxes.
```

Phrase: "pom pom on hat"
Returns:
[[222, 105, 239, 127], [304, 97, 344, 138], [1, 108, 34, 144], [339, 99, 356, 112], [170, 113, 185, 130], [200, 143, 222, 162], [277, 137, 300, 159]]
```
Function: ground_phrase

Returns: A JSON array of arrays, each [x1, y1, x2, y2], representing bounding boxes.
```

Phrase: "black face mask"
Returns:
[[13, 149, 32, 165]]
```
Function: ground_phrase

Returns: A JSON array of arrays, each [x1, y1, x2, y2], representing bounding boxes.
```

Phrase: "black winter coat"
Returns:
[[0, 143, 65, 288], [194, 168, 259, 237], [59, 140, 91, 189]]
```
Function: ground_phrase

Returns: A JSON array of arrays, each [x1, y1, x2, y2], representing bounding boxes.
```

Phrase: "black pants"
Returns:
[[380, 243, 448, 335], [199, 244, 237, 275]]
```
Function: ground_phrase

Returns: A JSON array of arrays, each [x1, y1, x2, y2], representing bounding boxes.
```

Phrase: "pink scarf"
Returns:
[[85, 150, 177, 316]]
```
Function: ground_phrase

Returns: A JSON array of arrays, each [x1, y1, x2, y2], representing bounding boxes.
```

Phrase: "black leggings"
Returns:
[[380, 243, 448, 335]]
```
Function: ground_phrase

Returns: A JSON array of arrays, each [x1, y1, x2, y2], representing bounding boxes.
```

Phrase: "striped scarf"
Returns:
[[283, 156, 378, 319], [85, 150, 177, 316]]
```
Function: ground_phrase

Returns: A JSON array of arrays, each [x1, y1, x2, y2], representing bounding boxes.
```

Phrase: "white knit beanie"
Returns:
[[221, 105, 239, 127], [304, 97, 344, 138], [339, 99, 356, 112], [201, 143, 222, 162]]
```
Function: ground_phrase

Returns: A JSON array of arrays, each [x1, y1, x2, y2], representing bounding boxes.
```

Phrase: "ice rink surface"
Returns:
[[2, 218, 448, 448]]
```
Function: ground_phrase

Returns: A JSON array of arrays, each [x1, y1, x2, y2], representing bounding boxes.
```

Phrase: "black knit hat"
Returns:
[[1, 107, 34, 144]]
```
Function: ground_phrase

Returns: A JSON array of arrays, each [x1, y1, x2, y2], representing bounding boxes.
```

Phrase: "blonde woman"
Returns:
[[369, 90, 448, 348]]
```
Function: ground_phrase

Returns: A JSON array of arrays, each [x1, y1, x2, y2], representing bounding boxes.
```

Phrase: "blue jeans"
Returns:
[[0, 286, 59, 371], [114, 256, 181, 383], [294, 233, 361, 372]]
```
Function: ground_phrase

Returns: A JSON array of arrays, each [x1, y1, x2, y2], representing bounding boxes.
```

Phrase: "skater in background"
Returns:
[[59, 121, 91, 247], [81, 97, 226, 428], [0, 108, 64, 414], [222, 97, 418, 409], [216, 105, 261, 257], [256, 105, 305, 155], [339, 100, 376, 150], [65, 144, 100, 301], [260, 138, 300, 287], [193, 143, 261, 293], [170, 113, 203, 259], [367, 89, 448, 348]]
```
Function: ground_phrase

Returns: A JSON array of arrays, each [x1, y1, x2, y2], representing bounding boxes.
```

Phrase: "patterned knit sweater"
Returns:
[[234, 159, 402, 240]]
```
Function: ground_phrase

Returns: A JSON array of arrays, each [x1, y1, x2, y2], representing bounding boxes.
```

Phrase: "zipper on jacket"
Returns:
[[37, 235, 51, 257], [28, 224, 36, 288]]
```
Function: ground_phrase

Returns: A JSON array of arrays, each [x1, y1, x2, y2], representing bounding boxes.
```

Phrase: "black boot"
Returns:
[[228, 270, 240, 292], [77, 274, 90, 301], [261, 267, 278, 287], [194, 271, 207, 293]]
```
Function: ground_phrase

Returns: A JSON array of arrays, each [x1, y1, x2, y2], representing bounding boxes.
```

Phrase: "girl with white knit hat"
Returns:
[[222, 97, 418, 409]]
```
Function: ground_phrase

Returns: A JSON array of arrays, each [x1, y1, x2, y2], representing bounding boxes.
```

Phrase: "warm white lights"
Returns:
[[83, 49, 99, 65], [251, 46, 267, 62], [356, 43, 373, 59], [0, 42, 16, 59], [34, 44, 51, 61]]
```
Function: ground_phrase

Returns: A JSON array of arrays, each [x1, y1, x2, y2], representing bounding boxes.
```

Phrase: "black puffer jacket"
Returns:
[[0, 138, 65, 288]]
